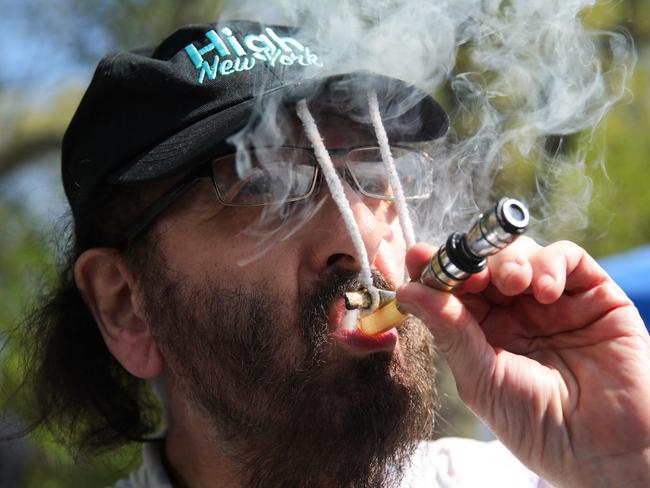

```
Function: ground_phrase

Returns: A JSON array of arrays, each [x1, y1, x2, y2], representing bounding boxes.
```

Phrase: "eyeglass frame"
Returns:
[[121, 144, 433, 245]]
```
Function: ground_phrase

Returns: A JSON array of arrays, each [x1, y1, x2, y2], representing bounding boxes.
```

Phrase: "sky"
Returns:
[[0, 1, 106, 224]]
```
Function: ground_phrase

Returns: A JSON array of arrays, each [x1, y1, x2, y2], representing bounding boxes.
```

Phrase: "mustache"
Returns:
[[313, 268, 395, 304]]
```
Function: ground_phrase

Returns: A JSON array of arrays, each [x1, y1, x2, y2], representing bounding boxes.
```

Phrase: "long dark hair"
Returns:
[[12, 183, 163, 455]]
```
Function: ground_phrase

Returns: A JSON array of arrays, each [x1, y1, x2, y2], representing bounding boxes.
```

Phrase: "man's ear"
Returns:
[[75, 248, 162, 379]]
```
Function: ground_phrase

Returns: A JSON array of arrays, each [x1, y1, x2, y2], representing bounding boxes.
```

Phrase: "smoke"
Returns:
[[217, 0, 635, 256]]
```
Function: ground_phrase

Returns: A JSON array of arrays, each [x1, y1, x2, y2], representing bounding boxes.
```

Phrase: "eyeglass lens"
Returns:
[[346, 147, 434, 200], [211, 147, 433, 206], [212, 148, 317, 205]]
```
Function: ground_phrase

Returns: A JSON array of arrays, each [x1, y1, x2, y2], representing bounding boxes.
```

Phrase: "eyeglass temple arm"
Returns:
[[122, 166, 210, 245]]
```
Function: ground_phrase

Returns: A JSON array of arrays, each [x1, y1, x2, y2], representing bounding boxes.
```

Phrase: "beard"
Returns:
[[143, 262, 438, 488]]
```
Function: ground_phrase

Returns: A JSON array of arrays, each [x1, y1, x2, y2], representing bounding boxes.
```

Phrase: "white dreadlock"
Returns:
[[295, 92, 416, 310]]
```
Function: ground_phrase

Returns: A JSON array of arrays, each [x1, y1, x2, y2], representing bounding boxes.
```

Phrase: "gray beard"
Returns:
[[143, 265, 438, 488]]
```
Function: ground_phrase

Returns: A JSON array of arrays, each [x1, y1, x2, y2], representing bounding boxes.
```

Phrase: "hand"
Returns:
[[397, 237, 650, 487]]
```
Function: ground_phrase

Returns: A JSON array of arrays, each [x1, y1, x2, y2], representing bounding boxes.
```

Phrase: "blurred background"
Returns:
[[0, 0, 648, 486]]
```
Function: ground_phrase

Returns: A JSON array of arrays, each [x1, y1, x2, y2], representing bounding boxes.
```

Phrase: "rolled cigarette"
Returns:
[[358, 301, 408, 335]]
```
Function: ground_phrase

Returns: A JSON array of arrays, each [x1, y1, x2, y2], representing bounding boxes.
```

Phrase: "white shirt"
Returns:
[[114, 437, 551, 487]]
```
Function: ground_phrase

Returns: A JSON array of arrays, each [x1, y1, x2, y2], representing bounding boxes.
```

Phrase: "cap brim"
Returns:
[[110, 71, 449, 184]]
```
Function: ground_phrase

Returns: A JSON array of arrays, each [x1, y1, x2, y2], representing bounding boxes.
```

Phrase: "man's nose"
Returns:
[[303, 176, 394, 276]]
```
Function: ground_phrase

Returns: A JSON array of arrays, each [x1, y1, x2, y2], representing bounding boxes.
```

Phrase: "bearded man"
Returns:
[[20, 20, 650, 488]]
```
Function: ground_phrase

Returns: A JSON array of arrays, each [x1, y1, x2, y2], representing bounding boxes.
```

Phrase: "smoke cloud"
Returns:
[[218, 0, 635, 257]]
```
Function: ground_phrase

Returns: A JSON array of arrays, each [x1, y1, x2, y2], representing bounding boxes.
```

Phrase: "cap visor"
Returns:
[[110, 71, 449, 184]]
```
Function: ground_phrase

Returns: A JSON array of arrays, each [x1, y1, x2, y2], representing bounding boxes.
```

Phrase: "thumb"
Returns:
[[397, 282, 496, 406]]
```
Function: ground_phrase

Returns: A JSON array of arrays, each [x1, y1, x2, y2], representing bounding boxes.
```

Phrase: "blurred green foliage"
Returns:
[[1, 1, 649, 486]]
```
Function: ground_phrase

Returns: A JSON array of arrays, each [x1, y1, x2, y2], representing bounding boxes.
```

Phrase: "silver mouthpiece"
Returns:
[[419, 197, 529, 291], [465, 197, 529, 257]]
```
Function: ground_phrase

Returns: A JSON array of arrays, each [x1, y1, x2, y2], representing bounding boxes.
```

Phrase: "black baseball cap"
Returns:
[[62, 20, 449, 219]]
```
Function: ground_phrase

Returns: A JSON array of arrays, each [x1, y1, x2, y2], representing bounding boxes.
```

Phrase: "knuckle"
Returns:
[[550, 239, 584, 255], [596, 280, 631, 306], [494, 235, 539, 263], [517, 235, 538, 246]]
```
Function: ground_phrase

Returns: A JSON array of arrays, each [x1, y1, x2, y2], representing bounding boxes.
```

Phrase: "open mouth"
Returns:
[[327, 297, 398, 354]]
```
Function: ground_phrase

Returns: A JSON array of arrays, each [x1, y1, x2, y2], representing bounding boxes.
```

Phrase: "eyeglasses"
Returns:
[[122, 145, 434, 244]]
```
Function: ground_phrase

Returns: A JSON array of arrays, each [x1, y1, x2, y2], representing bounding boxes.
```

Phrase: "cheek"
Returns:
[[158, 211, 302, 295], [375, 227, 408, 286]]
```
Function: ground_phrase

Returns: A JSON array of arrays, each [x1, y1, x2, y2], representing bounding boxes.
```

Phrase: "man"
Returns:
[[22, 19, 650, 487]]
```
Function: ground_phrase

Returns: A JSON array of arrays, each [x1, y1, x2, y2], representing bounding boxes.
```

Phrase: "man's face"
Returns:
[[138, 107, 437, 486]]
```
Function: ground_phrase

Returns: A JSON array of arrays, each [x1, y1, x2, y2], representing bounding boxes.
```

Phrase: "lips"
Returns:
[[328, 297, 398, 354]]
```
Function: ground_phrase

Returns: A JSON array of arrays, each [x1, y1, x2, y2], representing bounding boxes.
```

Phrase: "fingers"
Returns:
[[487, 236, 538, 297], [402, 243, 496, 392], [397, 281, 495, 395], [488, 237, 611, 304], [400, 237, 642, 448], [527, 242, 575, 303], [405, 236, 614, 307], [405, 242, 438, 279]]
